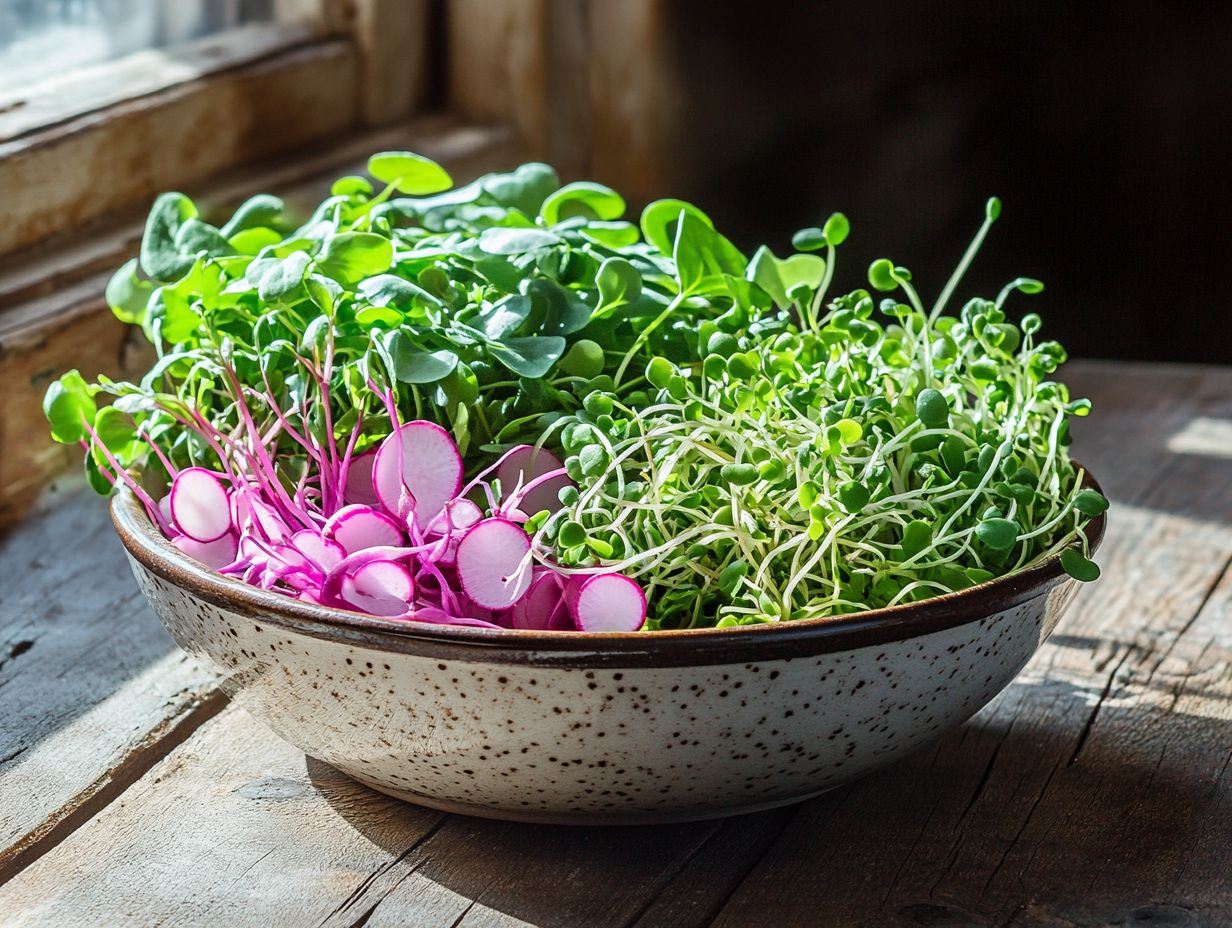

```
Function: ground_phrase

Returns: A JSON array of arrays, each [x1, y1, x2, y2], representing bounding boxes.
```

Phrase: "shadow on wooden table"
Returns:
[[300, 664, 1231, 928]]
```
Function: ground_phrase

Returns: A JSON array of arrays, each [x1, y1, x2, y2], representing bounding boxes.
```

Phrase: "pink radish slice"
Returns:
[[280, 568, 322, 593], [270, 543, 313, 572], [568, 573, 647, 632], [169, 468, 232, 542], [496, 446, 573, 516], [289, 530, 345, 572], [172, 532, 239, 570], [425, 499, 485, 567], [324, 504, 404, 554], [299, 589, 322, 604], [455, 518, 533, 610], [455, 594, 508, 626], [267, 543, 325, 592], [425, 498, 484, 536], [511, 570, 569, 630], [238, 534, 270, 565], [158, 494, 177, 534], [230, 485, 254, 529], [339, 560, 414, 616], [343, 451, 381, 507], [372, 421, 463, 530], [409, 606, 503, 629], [231, 491, 290, 542]]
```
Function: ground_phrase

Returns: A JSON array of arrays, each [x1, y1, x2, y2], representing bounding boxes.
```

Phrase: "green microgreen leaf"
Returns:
[[316, 232, 394, 286], [367, 151, 453, 195], [540, 181, 625, 224]]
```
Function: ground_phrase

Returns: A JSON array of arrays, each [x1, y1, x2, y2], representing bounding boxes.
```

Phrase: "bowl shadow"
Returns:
[[302, 674, 1232, 927]]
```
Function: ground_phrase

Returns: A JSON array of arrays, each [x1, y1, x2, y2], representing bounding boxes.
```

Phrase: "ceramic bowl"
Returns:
[[112, 481, 1104, 825]]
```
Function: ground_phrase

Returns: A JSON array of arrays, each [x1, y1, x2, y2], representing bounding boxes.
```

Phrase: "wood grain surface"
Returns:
[[0, 361, 1228, 926]]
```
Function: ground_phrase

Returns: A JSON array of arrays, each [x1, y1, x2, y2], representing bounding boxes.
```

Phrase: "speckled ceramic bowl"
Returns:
[[112, 481, 1104, 825]]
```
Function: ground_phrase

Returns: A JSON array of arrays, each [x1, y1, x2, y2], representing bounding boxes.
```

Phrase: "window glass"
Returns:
[[0, 0, 274, 95]]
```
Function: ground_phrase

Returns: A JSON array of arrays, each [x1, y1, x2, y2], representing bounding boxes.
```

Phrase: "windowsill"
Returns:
[[0, 116, 516, 523], [0, 21, 329, 144]]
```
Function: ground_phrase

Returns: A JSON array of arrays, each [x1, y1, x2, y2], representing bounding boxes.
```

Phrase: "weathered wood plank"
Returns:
[[0, 697, 791, 926], [584, 0, 680, 203], [0, 39, 359, 256], [447, 0, 553, 164], [0, 707, 445, 925], [352, 0, 433, 126], [0, 478, 223, 884], [3, 362, 1228, 927], [445, 0, 678, 193], [698, 364, 1232, 927], [0, 23, 322, 143]]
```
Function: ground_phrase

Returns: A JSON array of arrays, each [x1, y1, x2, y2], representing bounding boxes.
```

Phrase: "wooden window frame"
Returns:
[[0, 0, 670, 518], [0, 0, 432, 259]]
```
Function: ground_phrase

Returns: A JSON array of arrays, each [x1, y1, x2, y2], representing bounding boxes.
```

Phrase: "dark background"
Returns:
[[654, 2, 1231, 363]]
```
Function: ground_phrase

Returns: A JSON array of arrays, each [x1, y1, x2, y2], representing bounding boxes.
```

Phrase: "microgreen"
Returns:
[[45, 152, 1104, 631], [534, 204, 1106, 628]]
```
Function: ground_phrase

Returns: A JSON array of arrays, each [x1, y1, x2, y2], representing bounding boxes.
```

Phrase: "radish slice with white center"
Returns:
[[343, 451, 381, 507], [324, 504, 404, 554], [289, 530, 345, 572], [511, 570, 569, 630], [230, 485, 254, 530], [372, 421, 463, 530], [496, 445, 573, 516], [568, 573, 647, 632], [410, 606, 503, 629], [425, 499, 485, 566], [173, 532, 238, 570], [231, 490, 290, 542], [170, 468, 232, 543], [237, 535, 269, 566], [455, 518, 533, 610], [339, 560, 414, 616], [425, 498, 484, 537], [158, 494, 177, 534]]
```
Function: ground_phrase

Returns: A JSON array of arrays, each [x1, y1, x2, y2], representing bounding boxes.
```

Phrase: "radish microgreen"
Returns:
[[45, 154, 1104, 631]]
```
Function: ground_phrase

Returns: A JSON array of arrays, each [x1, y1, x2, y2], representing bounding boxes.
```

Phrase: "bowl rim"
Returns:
[[111, 469, 1105, 665]]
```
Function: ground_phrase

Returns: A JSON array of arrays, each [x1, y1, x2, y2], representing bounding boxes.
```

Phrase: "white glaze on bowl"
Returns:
[[117, 484, 1094, 824]]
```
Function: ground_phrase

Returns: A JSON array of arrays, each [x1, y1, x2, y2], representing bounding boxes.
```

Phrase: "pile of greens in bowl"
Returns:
[[44, 152, 1106, 632]]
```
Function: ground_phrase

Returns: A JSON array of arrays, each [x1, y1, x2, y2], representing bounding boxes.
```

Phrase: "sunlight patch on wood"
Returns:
[[1167, 415, 1232, 461]]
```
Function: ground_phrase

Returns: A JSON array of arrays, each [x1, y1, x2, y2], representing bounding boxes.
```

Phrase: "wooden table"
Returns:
[[1, 360, 1229, 927]]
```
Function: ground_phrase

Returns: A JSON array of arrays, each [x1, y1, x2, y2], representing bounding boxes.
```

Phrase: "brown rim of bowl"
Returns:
[[111, 470, 1106, 667]]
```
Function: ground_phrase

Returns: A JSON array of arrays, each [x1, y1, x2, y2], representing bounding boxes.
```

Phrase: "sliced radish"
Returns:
[[237, 534, 270, 566], [455, 518, 533, 610], [158, 494, 177, 534], [372, 421, 463, 530], [496, 445, 573, 516], [339, 559, 414, 616], [425, 498, 484, 536], [456, 595, 507, 625], [410, 605, 503, 629], [324, 504, 404, 554], [342, 450, 381, 507], [289, 530, 345, 572], [170, 468, 232, 542], [232, 489, 290, 542], [511, 570, 570, 630], [425, 499, 485, 567], [172, 532, 239, 570], [568, 573, 647, 632]]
